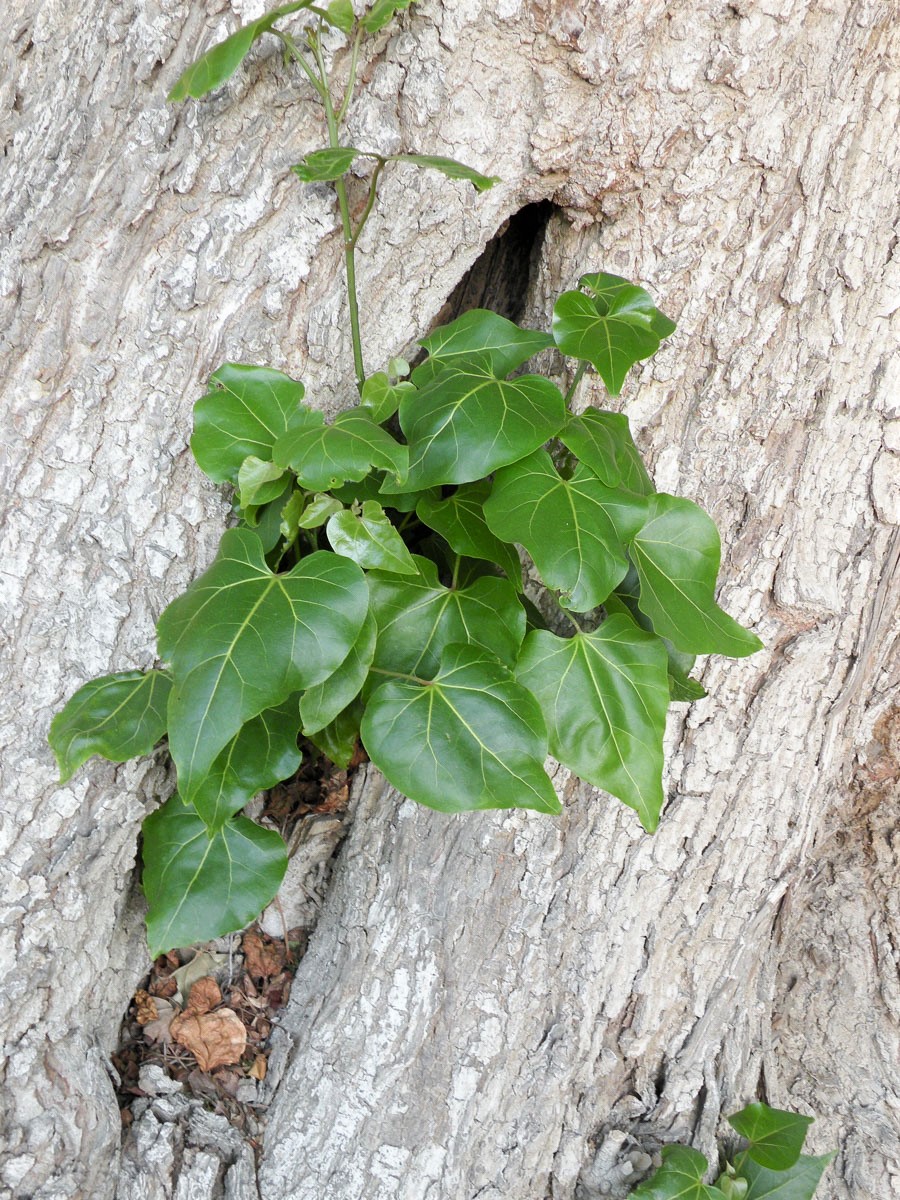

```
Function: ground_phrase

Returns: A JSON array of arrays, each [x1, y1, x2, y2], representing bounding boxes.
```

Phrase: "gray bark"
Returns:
[[1, 1, 898, 1198]]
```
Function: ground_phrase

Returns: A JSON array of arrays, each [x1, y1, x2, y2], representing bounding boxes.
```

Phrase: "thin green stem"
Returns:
[[556, 599, 584, 635], [348, 160, 385, 249], [563, 360, 588, 407], [275, 30, 327, 99], [311, 29, 366, 388], [337, 27, 363, 124], [369, 667, 432, 686]]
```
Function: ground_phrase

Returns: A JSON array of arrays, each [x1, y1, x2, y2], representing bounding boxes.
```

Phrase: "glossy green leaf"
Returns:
[[279, 489, 306, 543], [300, 610, 377, 734], [238, 455, 290, 509], [604, 585, 707, 702], [629, 1145, 727, 1200], [296, 492, 345, 528], [273, 405, 408, 491], [368, 555, 525, 678], [292, 146, 364, 182], [191, 363, 312, 485], [416, 481, 522, 588], [412, 309, 554, 387], [244, 478, 295, 553], [326, 501, 419, 574], [740, 1154, 834, 1200], [143, 798, 288, 955], [362, 642, 560, 814], [484, 450, 647, 611], [308, 700, 362, 768], [552, 274, 675, 396], [716, 1172, 749, 1200], [561, 409, 654, 495], [50, 670, 171, 784], [361, 0, 414, 33], [516, 615, 670, 830], [729, 1105, 813, 1172], [157, 528, 368, 801], [325, 0, 354, 32], [631, 494, 763, 657], [361, 371, 416, 423], [168, 2, 312, 101], [398, 357, 566, 490], [188, 699, 301, 829], [389, 153, 499, 192]]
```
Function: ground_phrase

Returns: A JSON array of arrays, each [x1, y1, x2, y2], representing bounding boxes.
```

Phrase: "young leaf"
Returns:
[[516, 615, 670, 831], [368, 555, 525, 678], [50, 670, 171, 784], [325, 0, 355, 33], [361, 0, 414, 33], [560, 409, 655, 495], [279, 489, 306, 543], [552, 274, 675, 396], [167, 1, 313, 102], [629, 1145, 727, 1200], [237, 455, 290, 509], [273, 405, 408, 491], [362, 642, 560, 814], [416, 481, 522, 588], [728, 1104, 814, 1172], [143, 798, 288, 956], [389, 153, 499, 192], [326, 501, 419, 574], [188, 699, 303, 829], [361, 371, 416, 423], [292, 146, 365, 182], [631, 494, 763, 657], [484, 450, 647, 611], [397, 356, 566, 491], [412, 309, 554, 387], [296, 492, 345, 528], [300, 611, 377, 735], [191, 363, 312, 485], [157, 528, 368, 802], [740, 1153, 835, 1200], [308, 700, 362, 768], [243, 478, 295, 553]]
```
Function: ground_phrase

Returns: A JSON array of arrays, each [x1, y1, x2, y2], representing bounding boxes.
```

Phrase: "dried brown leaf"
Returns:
[[242, 931, 285, 980], [249, 1054, 267, 1081], [143, 999, 178, 1045], [134, 990, 158, 1026], [170, 1008, 247, 1072], [187, 976, 222, 1015]]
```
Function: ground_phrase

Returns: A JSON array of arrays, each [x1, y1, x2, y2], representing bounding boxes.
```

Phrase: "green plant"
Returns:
[[629, 1102, 834, 1200], [50, 1, 762, 956]]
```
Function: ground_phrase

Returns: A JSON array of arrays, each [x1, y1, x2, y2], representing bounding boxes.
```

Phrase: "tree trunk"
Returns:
[[2, 1, 898, 1198]]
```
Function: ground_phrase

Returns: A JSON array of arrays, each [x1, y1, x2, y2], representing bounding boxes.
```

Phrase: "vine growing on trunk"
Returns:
[[50, 0, 762, 956]]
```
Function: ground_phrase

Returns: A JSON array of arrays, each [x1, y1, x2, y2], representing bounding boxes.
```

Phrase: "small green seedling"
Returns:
[[50, 1, 761, 955], [629, 1102, 835, 1200]]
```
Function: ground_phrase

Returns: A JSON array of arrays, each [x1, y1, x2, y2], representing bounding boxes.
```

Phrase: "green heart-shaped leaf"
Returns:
[[273, 405, 408, 491], [191, 363, 312, 485], [241, 478, 296, 553], [398, 357, 566, 490], [361, 0, 414, 33], [516, 615, 670, 830], [629, 1145, 727, 1200], [413, 309, 554, 387], [740, 1153, 835, 1200], [50, 670, 171, 784], [388, 153, 499, 192], [325, 0, 355, 31], [362, 642, 560, 814], [552, 274, 675, 396], [238, 455, 290, 509], [604, 580, 707, 702], [300, 611, 377, 735], [729, 1104, 813, 1172], [361, 371, 416, 423], [158, 528, 368, 801], [307, 700, 362, 768], [292, 146, 364, 182], [296, 493, 345, 529], [326, 501, 419, 574], [143, 798, 288, 955], [167, 1, 313, 101], [189, 699, 303, 829], [368, 555, 525, 678], [631, 494, 763, 657], [560, 409, 655, 495], [416, 481, 522, 588], [484, 450, 647, 611]]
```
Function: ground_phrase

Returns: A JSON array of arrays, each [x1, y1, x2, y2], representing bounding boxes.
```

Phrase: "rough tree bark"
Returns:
[[1, 1, 898, 1198]]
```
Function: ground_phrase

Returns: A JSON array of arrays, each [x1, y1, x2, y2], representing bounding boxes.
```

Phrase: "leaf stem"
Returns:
[[275, 30, 327, 100], [563, 360, 588, 407], [556, 600, 584, 635], [311, 28, 367, 389], [369, 666, 432, 686], [348, 160, 385, 249], [337, 27, 363, 124]]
